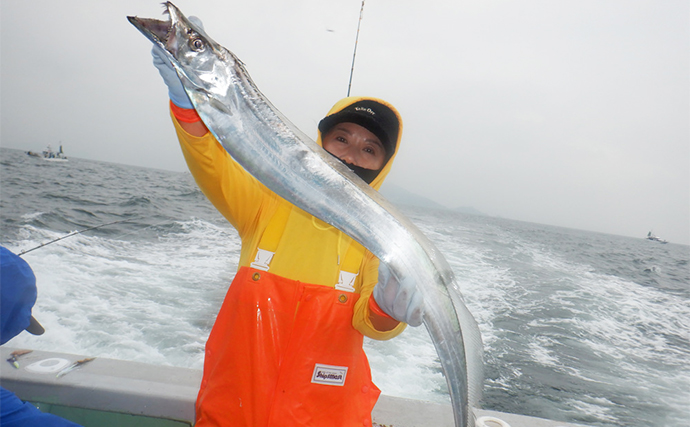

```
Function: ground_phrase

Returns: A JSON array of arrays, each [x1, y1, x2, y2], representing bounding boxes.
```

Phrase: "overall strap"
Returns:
[[334, 241, 366, 292], [250, 204, 366, 290], [249, 203, 292, 271]]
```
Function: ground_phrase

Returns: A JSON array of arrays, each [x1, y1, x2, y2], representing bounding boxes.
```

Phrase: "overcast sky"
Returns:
[[1, 0, 688, 245]]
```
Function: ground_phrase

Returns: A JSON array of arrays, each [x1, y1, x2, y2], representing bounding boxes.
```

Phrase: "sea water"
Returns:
[[1, 147, 688, 427]]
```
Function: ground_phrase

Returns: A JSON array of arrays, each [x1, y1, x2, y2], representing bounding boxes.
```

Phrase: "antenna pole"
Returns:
[[347, 0, 366, 97]]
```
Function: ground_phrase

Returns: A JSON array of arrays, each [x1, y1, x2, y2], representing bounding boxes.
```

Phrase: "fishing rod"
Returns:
[[18, 219, 132, 257], [346, 0, 366, 97]]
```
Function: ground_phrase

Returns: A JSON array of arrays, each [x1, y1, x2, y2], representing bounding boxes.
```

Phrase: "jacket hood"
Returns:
[[316, 96, 403, 191]]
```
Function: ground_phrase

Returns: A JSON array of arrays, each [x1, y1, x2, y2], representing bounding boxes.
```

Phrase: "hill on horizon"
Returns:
[[380, 183, 485, 216]]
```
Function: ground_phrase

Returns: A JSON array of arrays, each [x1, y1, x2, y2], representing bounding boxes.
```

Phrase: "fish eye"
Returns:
[[190, 38, 205, 52]]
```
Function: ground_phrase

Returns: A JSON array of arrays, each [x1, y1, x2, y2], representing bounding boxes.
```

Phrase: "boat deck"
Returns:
[[0, 347, 590, 427]]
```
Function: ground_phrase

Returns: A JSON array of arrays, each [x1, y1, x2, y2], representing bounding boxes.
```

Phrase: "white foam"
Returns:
[[8, 218, 239, 369], [365, 323, 450, 403], [20, 212, 45, 221]]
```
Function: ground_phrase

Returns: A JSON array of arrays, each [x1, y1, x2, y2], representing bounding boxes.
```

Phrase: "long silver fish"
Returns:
[[128, 3, 483, 426]]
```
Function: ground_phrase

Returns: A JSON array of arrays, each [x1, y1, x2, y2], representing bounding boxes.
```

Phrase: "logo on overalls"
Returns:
[[311, 363, 348, 386]]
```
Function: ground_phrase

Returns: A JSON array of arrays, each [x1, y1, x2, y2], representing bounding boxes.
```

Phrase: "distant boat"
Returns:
[[27, 144, 68, 162], [646, 231, 668, 244]]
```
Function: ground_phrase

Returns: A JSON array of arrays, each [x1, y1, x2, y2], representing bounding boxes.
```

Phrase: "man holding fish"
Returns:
[[149, 16, 424, 427]]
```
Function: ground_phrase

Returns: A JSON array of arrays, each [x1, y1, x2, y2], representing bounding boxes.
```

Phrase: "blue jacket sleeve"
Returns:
[[1, 387, 82, 427]]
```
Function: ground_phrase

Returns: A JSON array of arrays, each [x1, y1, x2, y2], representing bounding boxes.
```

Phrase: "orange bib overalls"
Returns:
[[195, 206, 380, 427]]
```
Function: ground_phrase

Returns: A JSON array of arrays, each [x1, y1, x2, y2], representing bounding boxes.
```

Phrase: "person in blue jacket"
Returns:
[[0, 246, 82, 427]]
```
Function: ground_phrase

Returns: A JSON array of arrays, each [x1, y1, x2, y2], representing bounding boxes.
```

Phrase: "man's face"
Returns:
[[322, 122, 386, 171]]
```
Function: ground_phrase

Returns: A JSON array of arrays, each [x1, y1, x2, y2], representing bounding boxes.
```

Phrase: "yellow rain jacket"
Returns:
[[172, 96, 405, 341], [172, 96, 406, 427]]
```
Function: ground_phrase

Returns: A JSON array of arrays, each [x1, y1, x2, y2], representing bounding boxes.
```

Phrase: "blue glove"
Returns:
[[150, 16, 204, 109], [373, 262, 424, 327], [152, 45, 192, 109]]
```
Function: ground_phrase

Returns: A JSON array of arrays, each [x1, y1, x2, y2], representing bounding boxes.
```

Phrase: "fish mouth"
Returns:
[[127, 2, 180, 49], [127, 15, 171, 47], [128, 2, 211, 94]]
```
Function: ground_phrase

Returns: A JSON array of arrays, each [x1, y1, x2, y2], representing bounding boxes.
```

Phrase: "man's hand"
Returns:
[[373, 262, 424, 326]]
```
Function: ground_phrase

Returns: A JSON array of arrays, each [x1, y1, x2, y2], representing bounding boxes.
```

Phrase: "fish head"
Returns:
[[128, 2, 236, 108]]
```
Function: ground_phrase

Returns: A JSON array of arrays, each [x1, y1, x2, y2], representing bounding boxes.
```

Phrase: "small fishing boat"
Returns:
[[27, 145, 68, 162], [646, 231, 668, 244]]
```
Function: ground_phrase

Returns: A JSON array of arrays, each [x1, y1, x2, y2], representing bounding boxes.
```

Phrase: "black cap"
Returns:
[[318, 100, 400, 161]]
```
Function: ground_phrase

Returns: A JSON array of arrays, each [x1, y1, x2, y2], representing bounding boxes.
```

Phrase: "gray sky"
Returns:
[[2, 0, 688, 245]]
